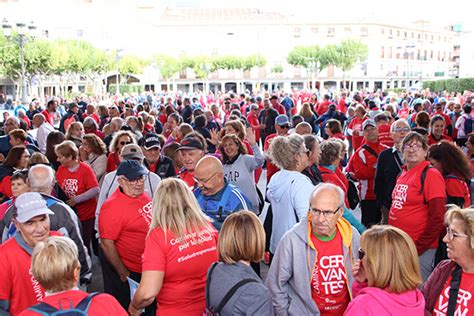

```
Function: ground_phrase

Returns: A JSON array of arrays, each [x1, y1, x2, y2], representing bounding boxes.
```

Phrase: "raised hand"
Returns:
[[207, 128, 219, 146], [246, 127, 257, 146]]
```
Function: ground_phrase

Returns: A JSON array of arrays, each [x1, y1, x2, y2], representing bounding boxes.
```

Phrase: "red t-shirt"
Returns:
[[433, 271, 474, 315], [398, 108, 410, 119], [56, 162, 99, 221], [179, 169, 196, 189], [337, 98, 347, 114], [142, 225, 218, 316], [246, 112, 261, 141], [446, 176, 471, 207], [264, 133, 280, 183], [389, 161, 446, 248], [0, 232, 61, 316], [348, 117, 367, 150], [40, 109, 54, 126], [428, 134, 453, 146], [0, 175, 12, 199], [317, 101, 331, 116], [377, 123, 394, 147], [106, 152, 121, 173], [310, 230, 350, 315], [19, 290, 127, 316], [99, 189, 152, 273]]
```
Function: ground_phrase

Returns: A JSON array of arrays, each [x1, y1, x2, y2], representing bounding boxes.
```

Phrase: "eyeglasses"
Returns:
[[402, 143, 423, 152], [309, 206, 341, 218], [393, 127, 411, 133], [122, 176, 146, 185], [358, 248, 365, 260], [445, 227, 469, 241], [193, 172, 218, 185], [119, 141, 132, 146]]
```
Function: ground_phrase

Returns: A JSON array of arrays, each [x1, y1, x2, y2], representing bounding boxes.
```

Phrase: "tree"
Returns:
[[118, 55, 149, 84], [333, 39, 369, 89], [287, 45, 322, 83]]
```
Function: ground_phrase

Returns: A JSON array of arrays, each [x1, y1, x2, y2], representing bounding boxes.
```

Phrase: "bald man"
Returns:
[[193, 156, 252, 231], [295, 122, 313, 135]]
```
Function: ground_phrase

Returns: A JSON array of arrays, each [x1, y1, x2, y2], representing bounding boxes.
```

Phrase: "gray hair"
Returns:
[[311, 183, 345, 207], [28, 164, 55, 193], [390, 118, 410, 133], [83, 117, 98, 129], [111, 117, 123, 130], [268, 134, 306, 170], [320, 139, 343, 166]]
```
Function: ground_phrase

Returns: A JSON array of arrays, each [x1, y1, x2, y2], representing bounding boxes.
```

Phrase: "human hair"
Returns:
[[361, 225, 421, 293], [9, 129, 27, 142], [224, 120, 246, 140], [299, 102, 314, 118], [320, 140, 342, 166], [3, 146, 27, 168], [428, 141, 471, 180], [46, 131, 66, 164], [55, 140, 79, 160], [83, 133, 106, 156], [97, 105, 108, 117], [179, 123, 193, 138], [82, 117, 98, 131], [109, 130, 135, 153], [268, 134, 306, 170], [445, 206, 474, 249], [463, 104, 472, 114], [355, 104, 366, 116], [185, 132, 208, 153], [31, 236, 80, 293], [150, 178, 212, 241], [162, 142, 181, 167], [326, 119, 342, 134], [194, 114, 207, 129], [390, 119, 410, 132], [415, 111, 430, 129], [430, 114, 445, 127], [65, 122, 83, 140], [168, 112, 183, 125], [28, 152, 50, 168], [29, 164, 55, 192], [11, 169, 28, 183], [218, 210, 265, 264], [303, 134, 319, 154], [219, 134, 247, 162], [402, 131, 429, 151]]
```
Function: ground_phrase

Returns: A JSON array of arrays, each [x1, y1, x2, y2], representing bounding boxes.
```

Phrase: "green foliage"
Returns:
[[118, 55, 148, 77], [109, 84, 144, 94], [334, 39, 368, 72], [271, 64, 284, 73], [423, 78, 474, 93], [154, 54, 180, 80], [287, 45, 321, 69]]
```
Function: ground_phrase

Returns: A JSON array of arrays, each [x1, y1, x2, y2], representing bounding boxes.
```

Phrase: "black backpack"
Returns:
[[346, 173, 360, 209]]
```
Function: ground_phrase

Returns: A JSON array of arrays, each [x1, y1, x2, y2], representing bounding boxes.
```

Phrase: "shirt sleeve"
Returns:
[[98, 202, 124, 241], [142, 229, 167, 272], [0, 251, 12, 304], [423, 168, 447, 202]]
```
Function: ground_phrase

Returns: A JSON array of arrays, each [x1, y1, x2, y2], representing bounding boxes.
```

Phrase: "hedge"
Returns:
[[108, 84, 144, 94], [423, 78, 474, 93]]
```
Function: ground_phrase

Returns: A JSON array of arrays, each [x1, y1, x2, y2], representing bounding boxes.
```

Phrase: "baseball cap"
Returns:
[[275, 114, 290, 127], [116, 160, 148, 180], [15, 192, 54, 223], [142, 133, 161, 150], [362, 119, 376, 130], [177, 137, 204, 151], [120, 143, 144, 160]]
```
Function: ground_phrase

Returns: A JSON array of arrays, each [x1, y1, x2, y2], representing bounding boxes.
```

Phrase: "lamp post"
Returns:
[[2, 19, 36, 105], [115, 49, 123, 95]]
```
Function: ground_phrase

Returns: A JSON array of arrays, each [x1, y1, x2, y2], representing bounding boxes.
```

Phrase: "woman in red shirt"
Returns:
[[326, 118, 345, 141], [129, 178, 218, 316], [106, 131, 135, 173], [55, 140, 99, 256], [428, 115, 453, 146], [428, 141, 471, 208], [347, 105, 367, 151]]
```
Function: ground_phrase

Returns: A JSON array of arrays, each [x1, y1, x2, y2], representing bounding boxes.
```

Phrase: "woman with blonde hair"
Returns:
[[299, 102, 318, 131], [65, 121, 84, 148], [106, 130, 136, 172], [205, 211, 272, 315], [22, 236, 126, 315], [344, 225, 424, 315], [79, 133, 107, 182], [129, 178, 218, 316]]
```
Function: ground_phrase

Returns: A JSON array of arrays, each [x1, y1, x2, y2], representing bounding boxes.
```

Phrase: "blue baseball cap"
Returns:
[[116, 160, 148, 180]]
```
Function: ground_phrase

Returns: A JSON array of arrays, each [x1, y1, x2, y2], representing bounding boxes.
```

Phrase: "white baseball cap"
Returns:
[[15, 192, 54, 223]]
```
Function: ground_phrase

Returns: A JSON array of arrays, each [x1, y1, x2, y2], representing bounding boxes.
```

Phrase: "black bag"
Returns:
[[447, 265, 462, 316], [346, 173, 360, 209], [203, 263, 258, 316]]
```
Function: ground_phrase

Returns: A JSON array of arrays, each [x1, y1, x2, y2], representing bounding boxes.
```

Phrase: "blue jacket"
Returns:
[[195, 182, 252, 230]]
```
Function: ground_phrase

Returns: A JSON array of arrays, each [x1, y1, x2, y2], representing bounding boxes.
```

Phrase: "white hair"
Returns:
[[28, 164, 55, 193], [311, 183, 345, 207]]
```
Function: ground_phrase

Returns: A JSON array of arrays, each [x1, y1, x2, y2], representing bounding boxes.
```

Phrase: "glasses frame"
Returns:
[[193, 172, 218, 185], [402, 143, 423, 152], [445, 227, 469, 241], [358, 248, 365, 260], [121, 175, 146, 185], [309, 205, 342, 218]]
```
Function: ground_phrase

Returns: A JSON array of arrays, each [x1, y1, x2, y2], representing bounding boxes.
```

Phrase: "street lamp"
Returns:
[[2, 19, 37, 105]]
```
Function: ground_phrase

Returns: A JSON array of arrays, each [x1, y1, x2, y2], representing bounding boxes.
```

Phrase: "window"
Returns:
[[361, 27, 368, 36], [381, 28, 385, 35], [430, 50, 433, 59], [397, 30, 400, 37], [411, 32, 414, 38], [388, 47, 393, 59], [311, 27, 318, 34], [327, 27, 335, 37], [345, 27, 352, 34], [380, 46, 385, 58]]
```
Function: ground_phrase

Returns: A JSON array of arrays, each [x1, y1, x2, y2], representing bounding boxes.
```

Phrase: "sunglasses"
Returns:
[[119, 141, 132, 146], [358, 248, 365, 260]]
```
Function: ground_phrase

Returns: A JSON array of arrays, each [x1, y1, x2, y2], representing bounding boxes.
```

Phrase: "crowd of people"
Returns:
[[0, 88, 473, 315]]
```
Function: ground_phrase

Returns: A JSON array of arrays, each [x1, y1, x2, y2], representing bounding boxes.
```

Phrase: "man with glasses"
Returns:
[[375, 119, 411, 224], [140, 133, 176, 179], [266, 183, 360, 315], [194, 156, 251, 231], [98, 160, 154, 314], [177, 136, 206, 188], [347, 119, 388, 227]]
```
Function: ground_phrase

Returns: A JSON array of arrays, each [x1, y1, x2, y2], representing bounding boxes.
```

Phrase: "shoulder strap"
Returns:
[[447, 265, 462, 316], [205, 262, 219, 308], [419, 164, 433, 195], [289, 179, 299, 222], [362, 144, 379, 158], [393, 150, 403, 172], [215, 279, 258, 313], [75, 292, 100, 311], [27, 302, 59, 314]]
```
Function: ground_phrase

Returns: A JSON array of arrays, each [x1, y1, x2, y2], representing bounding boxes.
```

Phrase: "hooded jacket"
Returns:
[[266, 170, 314, 254], [344, 281, 425, 315], [266, 216, 360, 316]]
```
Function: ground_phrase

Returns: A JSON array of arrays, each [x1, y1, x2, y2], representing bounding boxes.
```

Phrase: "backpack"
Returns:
[[27, 292, 99, 315], [203, 263, 258, 316], [346, 174, 360, 209], [463, 116, 473, 136]]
